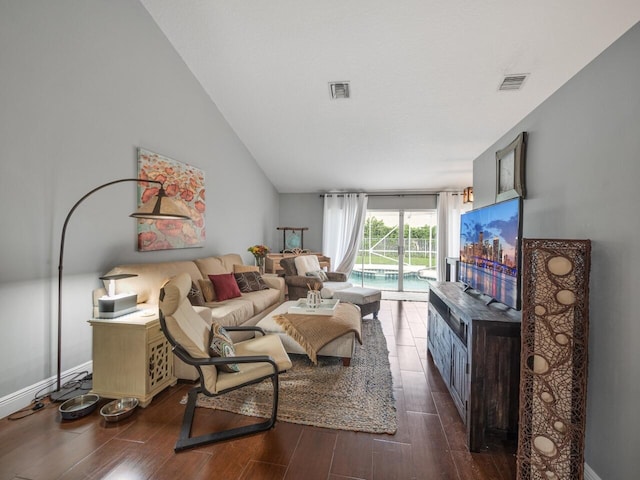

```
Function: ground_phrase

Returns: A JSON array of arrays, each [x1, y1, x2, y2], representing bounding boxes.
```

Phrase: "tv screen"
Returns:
[[458, 197, 522, 309]]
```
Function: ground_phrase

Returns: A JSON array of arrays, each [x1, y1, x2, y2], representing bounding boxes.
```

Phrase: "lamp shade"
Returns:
[[130, 188, 191, 220]]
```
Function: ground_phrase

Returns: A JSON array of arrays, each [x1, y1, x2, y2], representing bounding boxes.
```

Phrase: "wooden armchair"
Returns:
[[158, 273, 292, 451], [279, 255, 352, 300]]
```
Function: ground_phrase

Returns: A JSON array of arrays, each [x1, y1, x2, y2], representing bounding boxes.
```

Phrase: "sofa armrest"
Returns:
[[326, 272, 348, 282], [284, 275, 318, 289], [262, 274, 285, 303]]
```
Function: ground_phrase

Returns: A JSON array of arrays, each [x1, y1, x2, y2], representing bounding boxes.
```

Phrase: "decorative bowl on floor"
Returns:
[[59, 394, 100, 420], [100, 397, 139, 422]]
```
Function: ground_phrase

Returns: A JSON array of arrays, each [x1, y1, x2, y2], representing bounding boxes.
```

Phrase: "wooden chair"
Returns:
[[158, 273, 292, 451]]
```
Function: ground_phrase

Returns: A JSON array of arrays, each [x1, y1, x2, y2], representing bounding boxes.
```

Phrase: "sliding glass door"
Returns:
[[349, 209, 437, 292]]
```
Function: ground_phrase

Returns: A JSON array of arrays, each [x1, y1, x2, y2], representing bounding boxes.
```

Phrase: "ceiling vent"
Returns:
[[329, 81, 350, 99], [498, 74, 529, 91]]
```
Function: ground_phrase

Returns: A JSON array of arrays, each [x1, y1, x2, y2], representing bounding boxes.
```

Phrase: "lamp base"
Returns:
[[50, 377, 93, 402], [98, 293, 137, 318]]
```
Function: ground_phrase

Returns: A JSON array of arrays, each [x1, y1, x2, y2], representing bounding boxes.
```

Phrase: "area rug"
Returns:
[[188, 318, 397, 434]]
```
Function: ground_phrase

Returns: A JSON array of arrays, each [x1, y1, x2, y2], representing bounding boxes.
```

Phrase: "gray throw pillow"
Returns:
[[187, 281, 206, 306], [234, 272, 269, 293], [305, 270, 329, 282]]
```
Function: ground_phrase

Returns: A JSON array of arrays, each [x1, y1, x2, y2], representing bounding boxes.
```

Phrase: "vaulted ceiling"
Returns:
[[141, 1, 640, 193]]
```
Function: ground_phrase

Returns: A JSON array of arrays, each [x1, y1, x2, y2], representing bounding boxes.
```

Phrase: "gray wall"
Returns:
[[278, 194, 324, 252], [473, 22, 640, 480], [0, 1, 279, 398]]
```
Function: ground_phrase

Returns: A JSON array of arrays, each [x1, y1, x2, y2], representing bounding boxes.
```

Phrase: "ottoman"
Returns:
[[333, 286, 381, 319], [256, 301, 359, 366]]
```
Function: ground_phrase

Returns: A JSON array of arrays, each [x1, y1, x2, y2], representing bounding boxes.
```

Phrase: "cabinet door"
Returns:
[[147, 335, 173, 394], [450, 335, 468, 421], [427, 305, 451, 382]]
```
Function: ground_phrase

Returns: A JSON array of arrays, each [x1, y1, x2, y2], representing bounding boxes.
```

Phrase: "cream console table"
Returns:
[[265, 252, 330, 274], [88, 310, 176, 407]]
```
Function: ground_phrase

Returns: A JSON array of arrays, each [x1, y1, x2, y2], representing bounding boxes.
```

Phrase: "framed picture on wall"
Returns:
[[496, 132, 527, 202], [136, 148, 206, 251]]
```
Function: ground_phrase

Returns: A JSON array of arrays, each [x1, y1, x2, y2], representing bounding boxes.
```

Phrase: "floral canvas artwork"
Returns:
[[137, 148, 205, 251]]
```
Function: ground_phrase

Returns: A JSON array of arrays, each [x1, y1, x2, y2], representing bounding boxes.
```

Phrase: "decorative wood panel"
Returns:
[[517, 239, 591, 480]]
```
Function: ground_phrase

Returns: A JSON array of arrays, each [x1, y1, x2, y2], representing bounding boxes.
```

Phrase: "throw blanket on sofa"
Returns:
[[274, 303, 362, 364]]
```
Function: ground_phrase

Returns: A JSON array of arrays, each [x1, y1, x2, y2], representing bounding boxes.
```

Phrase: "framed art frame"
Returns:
[[136, 148, 205, 251], [496, 132, 527, 202]]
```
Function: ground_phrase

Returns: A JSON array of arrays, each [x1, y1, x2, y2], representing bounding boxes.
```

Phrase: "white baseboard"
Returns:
[[584, 463, 602, 480], [0, 361, 93, 419]]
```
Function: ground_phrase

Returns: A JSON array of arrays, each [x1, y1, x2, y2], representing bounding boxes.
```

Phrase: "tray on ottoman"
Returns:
[[288, 298, 340, 315]]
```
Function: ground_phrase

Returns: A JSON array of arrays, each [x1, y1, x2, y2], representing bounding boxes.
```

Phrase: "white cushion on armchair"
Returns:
[[294, 255, 322, 275], [294, 255, 352, 298]]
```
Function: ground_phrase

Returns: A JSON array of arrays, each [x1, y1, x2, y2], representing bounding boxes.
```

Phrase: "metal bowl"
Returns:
[[100, 397, 139, 422], [58, 393, 100, 420]]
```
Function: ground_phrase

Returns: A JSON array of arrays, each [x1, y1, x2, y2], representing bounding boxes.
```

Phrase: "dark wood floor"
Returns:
[[0, 300, 516, 480]]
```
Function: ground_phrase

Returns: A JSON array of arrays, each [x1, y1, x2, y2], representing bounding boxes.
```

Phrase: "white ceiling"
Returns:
[[140, 1, 640, 193]]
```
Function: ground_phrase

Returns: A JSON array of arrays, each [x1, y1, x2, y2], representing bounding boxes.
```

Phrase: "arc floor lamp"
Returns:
[[50, 178, 191, 402]]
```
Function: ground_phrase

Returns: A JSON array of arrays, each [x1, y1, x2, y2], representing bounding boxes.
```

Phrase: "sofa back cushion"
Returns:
[[102, 261, 203, 304], [279, 257, 298, 276], [194, 254, 244, 278]]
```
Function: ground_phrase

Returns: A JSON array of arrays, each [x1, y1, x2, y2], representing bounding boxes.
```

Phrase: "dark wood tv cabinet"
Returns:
[[427, 281, 522, 452]]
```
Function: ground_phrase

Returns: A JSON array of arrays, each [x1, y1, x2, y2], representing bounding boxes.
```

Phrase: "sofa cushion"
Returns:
[[195, 254, 246, 278], [242, 288, 281, 314], [206, 299, 255, 328], [208, 322, 239, 373], [234, 272, 269, 293], [218, 253, 245, 272], [234, 264, 259, 273], [195, 256, 227, 276], [198, 278, 216, 302], [209, 273, 242, 301], [294, 255, 322, 276]]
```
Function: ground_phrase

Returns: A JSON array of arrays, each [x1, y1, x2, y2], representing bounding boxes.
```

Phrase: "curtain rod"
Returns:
[[320, 192, 461, 198]]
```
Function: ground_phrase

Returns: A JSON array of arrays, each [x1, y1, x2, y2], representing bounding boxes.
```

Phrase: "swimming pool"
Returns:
[[348, 265, 436, 292]]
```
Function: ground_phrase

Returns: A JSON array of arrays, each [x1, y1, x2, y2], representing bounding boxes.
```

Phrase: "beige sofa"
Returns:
[[93, 253, 285, 380]]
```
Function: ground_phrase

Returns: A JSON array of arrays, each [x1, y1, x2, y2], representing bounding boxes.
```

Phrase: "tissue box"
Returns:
[[98, 293, 138, 318]]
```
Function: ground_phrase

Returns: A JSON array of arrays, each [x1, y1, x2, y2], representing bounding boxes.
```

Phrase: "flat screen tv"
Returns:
[[458, 197, 522, 310]]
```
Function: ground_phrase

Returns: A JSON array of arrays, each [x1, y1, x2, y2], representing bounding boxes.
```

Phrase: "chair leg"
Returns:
[[175, 375, 280, 452]]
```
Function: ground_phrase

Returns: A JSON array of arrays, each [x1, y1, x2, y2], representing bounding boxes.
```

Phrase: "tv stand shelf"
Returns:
[[427, 281, 521, 452]]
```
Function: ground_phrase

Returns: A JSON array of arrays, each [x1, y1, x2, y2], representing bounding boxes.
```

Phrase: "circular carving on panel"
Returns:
[[556, 289, 577, 305], [545, 470, 559, 480], [529, 354, 550, 374], [553, 420, 568, 434], [555, 333, 570, 346], [533, 435, 558, 457], [535, 304, 547, 316], [547, 256, 573, 276], [540, 391, 555, 403]]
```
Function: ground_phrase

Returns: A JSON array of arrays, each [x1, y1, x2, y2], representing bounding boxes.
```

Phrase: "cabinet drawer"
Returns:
[[147, 320, 165, 343]]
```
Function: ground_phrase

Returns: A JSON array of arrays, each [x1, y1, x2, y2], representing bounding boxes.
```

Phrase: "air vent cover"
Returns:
[[329, 81, 350, 99], [499, 74, 529, 91]]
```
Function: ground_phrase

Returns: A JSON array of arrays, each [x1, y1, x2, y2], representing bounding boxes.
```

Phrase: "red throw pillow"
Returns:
[[208, 273, 242, 301]]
